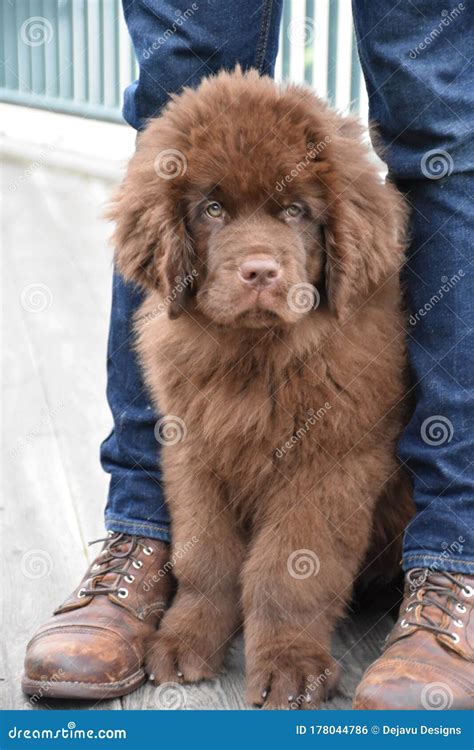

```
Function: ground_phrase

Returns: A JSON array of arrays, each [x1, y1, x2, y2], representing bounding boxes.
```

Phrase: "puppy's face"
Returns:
[[111, 70, 406, 327], [186, 182, 326, 328]]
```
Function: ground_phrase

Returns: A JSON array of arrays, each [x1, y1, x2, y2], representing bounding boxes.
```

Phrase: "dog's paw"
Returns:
[[246, 652, 340, 710], [145, 630, 218, 686]]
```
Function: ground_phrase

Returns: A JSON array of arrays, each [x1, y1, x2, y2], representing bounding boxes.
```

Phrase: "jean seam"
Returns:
[[105, 517, 169, 534], [254, 0, 275, 74], [403, 554, 474, 567]]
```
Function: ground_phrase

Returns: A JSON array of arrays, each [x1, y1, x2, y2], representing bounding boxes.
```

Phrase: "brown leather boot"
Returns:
[[22, 532, 172, 700], [353, 569, 474, 709]]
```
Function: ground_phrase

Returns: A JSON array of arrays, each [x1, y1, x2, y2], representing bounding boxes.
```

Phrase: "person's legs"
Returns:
[[352, 0, 474, 708], [353, 0, 473, 575], [121, 0, 283, 130], [101, 0, 284, 542], [23, 0, 284, 700]]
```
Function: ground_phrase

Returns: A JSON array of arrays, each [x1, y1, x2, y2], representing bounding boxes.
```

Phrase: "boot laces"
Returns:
[[78, 532, 152, 598], [402, 568, 472, 643]]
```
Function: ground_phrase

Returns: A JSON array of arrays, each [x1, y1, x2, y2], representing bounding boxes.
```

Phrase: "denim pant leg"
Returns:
[[121, 0, 283, 130], [353, 1, 474, 574], [101, 0, 283, 541]]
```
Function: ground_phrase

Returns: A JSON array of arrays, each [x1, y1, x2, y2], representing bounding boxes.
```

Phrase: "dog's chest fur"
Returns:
[[136, 296, 407, 507]]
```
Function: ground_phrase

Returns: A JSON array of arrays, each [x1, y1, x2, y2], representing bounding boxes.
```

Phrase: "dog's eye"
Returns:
[[205, 201, 224, 219], [283, 204, 303, 219]]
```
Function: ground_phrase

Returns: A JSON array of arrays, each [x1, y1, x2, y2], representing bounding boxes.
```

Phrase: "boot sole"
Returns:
[[21, 668, 146, 701]]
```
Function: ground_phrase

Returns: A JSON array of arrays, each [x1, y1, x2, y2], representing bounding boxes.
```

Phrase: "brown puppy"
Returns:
[[109, 69, 414, 709]]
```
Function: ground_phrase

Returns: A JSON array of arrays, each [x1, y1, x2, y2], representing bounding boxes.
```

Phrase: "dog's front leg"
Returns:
[[146, 462, 245, 686], [242, 469, 379, 709]]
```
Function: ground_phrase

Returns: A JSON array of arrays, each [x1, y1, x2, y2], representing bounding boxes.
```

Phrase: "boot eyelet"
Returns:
[[132, 560, 143, 569], [462, 585, 473, 598], [117, 588, 129, 598], [77, 588, 87, 598], [406, 604, 415, 613], [454, 618, 464, 628], [400, 619, 409, 629], [456, 603, 467, 613], [143, 546, 153, 556], [91, 563, 100, 571], [125, 575, 135, 583], [450, 632, 460, 644]]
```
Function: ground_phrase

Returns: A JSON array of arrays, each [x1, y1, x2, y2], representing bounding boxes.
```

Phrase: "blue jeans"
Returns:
[[102, 0, 473, 574], [352, 1, 474, 574]]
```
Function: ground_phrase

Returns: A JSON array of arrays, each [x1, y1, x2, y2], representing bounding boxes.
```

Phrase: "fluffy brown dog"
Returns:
[[110, 69, 414, 709]]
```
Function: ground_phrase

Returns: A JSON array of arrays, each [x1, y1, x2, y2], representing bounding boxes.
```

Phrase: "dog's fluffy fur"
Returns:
[[110, 69, 414, 708]]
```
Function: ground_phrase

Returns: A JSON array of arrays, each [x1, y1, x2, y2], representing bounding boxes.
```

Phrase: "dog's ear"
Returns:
[[158, 208, 196, 319], [317, 118, 407, 319], [107, 131, 195, 319]]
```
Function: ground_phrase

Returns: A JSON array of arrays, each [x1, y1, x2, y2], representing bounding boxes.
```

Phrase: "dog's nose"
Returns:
[[238, 258, 281, 289]]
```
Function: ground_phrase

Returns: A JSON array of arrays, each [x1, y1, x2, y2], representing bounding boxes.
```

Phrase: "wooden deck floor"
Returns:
[[2, 159, 396, 711]]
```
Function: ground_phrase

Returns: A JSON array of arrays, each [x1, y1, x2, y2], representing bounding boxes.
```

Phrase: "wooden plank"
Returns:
[[1, 267, 90, 709], [124, 635, 248, 711], [3, 162, 114, 544], [2, 161, 120, 711]]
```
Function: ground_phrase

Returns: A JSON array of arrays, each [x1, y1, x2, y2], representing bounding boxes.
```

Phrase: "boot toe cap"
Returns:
[[353, 658, 471, 710], [23, 625, 144, 699]]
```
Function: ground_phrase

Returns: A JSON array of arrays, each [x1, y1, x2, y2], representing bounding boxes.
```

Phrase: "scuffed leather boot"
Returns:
[[353, 569, 474, 709], [22, 532, 172, 700]]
